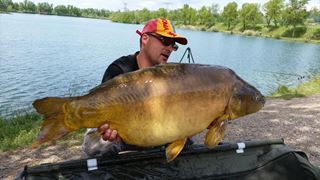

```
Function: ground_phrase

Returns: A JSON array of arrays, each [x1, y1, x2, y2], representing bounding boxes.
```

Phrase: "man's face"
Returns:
[[143, 33, 178, 65]]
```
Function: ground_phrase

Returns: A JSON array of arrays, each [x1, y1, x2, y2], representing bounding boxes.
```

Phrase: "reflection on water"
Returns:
[[1, 13, 320, 117]]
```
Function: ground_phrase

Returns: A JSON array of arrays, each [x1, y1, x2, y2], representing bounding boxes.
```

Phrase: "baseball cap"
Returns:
[[136, 18, 188, 45]]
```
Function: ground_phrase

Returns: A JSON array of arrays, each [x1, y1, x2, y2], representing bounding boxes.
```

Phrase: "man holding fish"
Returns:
[[82, 18, 189, 157]]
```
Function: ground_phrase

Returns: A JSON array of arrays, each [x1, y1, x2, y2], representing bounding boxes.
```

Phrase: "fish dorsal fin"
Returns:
[[205, 120, 227, 147], [166, 138, 187, 162]]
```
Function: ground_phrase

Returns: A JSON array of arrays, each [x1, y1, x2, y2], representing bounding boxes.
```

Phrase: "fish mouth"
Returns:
[[255, 94, 266, 106], [261, 96, 267, 107], [261, 96, 266, 106]]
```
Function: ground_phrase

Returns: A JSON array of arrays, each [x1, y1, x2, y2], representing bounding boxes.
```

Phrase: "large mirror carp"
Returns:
[[33, 63, 265, 161]]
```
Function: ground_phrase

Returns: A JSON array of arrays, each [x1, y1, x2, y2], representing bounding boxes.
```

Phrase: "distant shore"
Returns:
[[2, 12, 320, 45], [176, 24, 320, 45]]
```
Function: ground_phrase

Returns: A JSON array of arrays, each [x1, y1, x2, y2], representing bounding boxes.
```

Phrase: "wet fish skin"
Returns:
[[32, 63, 265, 161]]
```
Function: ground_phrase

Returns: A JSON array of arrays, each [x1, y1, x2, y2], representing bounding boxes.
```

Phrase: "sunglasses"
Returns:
[[148, 33, 179, 51]]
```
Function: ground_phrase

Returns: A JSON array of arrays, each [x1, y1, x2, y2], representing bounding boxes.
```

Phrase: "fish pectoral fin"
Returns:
[[166, 138, 187, 162], [205, 120, 227, 147]]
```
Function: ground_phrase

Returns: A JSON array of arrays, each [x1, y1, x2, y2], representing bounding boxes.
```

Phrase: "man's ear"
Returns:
[[141, 34, 149, 46]]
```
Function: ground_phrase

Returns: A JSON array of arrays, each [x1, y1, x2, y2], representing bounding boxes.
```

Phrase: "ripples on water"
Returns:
[[1, 13, 320, 117]]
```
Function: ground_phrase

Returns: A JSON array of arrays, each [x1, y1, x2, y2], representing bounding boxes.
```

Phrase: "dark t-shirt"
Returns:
[[101, 52, 139, 83]]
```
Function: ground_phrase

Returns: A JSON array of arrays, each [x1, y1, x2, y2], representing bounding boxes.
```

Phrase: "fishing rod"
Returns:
[[179, 47, 195, 63], [254, 70, 308, 80]]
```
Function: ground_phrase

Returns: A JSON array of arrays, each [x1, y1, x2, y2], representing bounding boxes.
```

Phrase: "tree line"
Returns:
[[1, 0, 319, 39], [0, 0, 111, 18], [110, 1, 319, 32]]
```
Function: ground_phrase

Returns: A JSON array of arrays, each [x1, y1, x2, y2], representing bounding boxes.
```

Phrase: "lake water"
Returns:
[[1, 13, 320, 117]]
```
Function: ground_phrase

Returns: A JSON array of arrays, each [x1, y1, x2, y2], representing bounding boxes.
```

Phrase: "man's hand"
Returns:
[[99, 124, 122, 143]]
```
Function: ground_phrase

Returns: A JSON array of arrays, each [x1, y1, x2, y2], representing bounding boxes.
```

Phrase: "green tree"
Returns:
[[81, 8, 95, 17], [109, 10, 136, 23], [21, 0, 36, 13], [67, 5, 81, 17], [37, 2, 53, 14], [180, 4, 197, 25], [12, 2, 19, 11], [239, 3, 263, 31], [53, 5, 68, 16], [0, 0, 13, 12], [309, 7, 320, 22], [197, 6, 215, 26], [210, 3, 221, 22], [155, 8, 168, 18], [167, 9, 181, 23], [281, 0, 309, 37], [100, 9, 112, 18], [222, 2, 238, 30], [136, 8, 152, 23], [263, 0, 284, 27]]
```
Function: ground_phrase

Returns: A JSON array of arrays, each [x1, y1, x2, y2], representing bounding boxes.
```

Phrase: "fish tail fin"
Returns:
[[32, 97, 75, 147]]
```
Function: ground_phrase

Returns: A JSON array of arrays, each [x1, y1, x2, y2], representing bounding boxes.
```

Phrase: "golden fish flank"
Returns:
[[32, 63, 265, 162]]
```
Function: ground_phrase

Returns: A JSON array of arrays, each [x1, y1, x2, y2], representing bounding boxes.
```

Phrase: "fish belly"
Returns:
[[110, 92, 227, 147]]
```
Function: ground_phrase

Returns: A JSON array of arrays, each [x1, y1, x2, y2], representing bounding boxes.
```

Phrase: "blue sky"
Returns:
[[13, 0, 319, 11]]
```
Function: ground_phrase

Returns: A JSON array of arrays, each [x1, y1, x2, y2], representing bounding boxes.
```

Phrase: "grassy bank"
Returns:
[[0, 113, 84, 152], [0, 113, 41, 151], [269, 75, 320, 99], [177, 23, 320, 44]]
